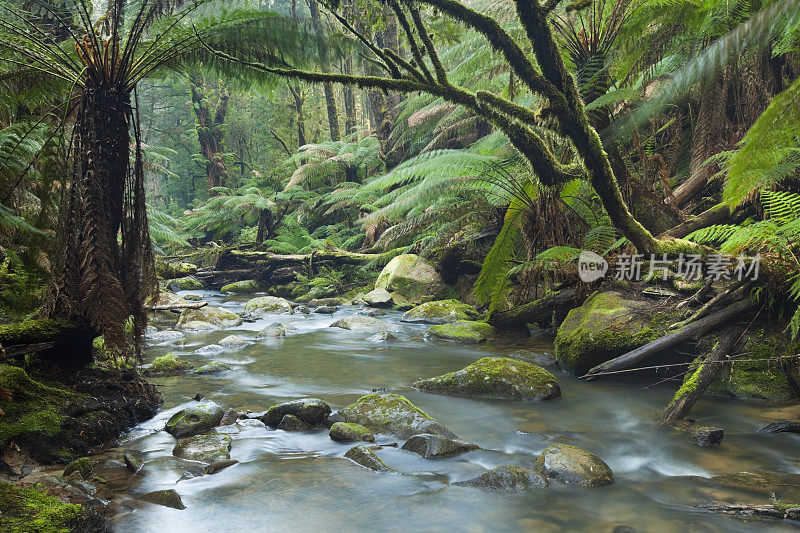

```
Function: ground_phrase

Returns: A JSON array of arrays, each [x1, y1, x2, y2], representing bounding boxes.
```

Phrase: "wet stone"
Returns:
[[401, 434, 479, 459]]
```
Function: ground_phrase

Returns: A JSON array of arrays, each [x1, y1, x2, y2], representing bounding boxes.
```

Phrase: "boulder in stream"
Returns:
[[413, 357, 561, 401], [165, 401, 225, 438], [553, 291, 675, 375], [172, 433, 232, 463], [758, 420, 800, 434], [344, 445, 396, 473], [146, 329, 185, 343], [330, 316, 399, 334], [243, 296, 293, 317], [137, 489, 186, 510], [204, 458, 238, 474], [220, 279, 259, 294], [329, 422, 375, 443], [179, 320, 216, 331], [195, 344, 223, 356], [166, 276, 203, 291], [219, 335, 246, 348], [401, 300, 479, 324], [363, 288, 395, 308], [177, 306, 242, 329], [374, 254, 444, 304], [505, 349, 557, 367], [257, 322, 297, 339], [145, 353, 194, 376], [366, 331, 396, 343], [338, 393, 456, 439], [260, 398, 332, 427], [534, 443, 613, 486], [452, 465, 548, 491], [277, 414, 311, 431], [193, 361, 232, 375], [424, 321, 495, 343], [401, 434, 479, 458]]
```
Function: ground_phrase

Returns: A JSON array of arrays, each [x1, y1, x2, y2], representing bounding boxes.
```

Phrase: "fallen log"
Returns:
[[488, 288, 584, 329], [659, 203, 730, 239], [583, 298, 756, 380], [695, 503, 800, 520], [147, 301, 208, 311], [659, 327, 741, 424], [670, 280, 749, 330], [223, 248, 397, 268]]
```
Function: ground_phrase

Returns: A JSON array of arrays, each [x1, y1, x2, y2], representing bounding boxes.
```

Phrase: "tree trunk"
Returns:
[[309, 0, 341, 141], [343, 57, 357, 136], [190, 76, 229, 193], [288, 82, 307, 147]]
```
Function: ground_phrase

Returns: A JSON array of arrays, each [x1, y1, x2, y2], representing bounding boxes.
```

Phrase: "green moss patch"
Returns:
[[0, 482, 86, 533], [425, 321, 495, 343], [146, 353, 194, 376], [0, 320, 73, 347]]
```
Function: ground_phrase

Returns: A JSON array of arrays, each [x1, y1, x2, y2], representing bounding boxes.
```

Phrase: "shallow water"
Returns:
[[106, 291, 800, 532]]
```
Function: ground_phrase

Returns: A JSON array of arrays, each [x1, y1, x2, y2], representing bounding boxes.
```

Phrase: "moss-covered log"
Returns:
[[0, 319, 94, 368], [488, 288, 583, 330], [660, 327, 741, 424]]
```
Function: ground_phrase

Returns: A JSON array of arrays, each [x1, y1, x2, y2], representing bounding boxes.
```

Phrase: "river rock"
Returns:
[[166, 276, 203, 291], [146, 329, 185, 343], [534, 444, 613, 486], [401, 434, 479, 458], [193, 361, 232, 374], [184, 294, 203, 301], [363, 289, 394, 308], [123, 453, 143, 473], [220, 279, 259, 294], [309, 298, 345, 307], [177, 306, 242, 329], [214, 424, 239, 435], [148, 291, 188, 310], [360, 308, 386, 317], [165, 401, 225, 438], [424, 321, 495, 343], [172, 433, 232, 463], [452, 465, 548, 491], [329, 422, 375, 443], [63, 457, 92, 478], [277, 414, 311, 431], [401, 300, 478, 324], [146, 353, 194, 376], [219, 408, 240, 426], [236, 418, 266, 429], [195, 344, 224, 356], [204, 459, 238, 475], [413, 357, 561, 401], [218, 335, 246, 348], [366, 331, 396, 343], [374, 254, 444, 304], [260, 398, 332, 427], [296, 305, 311, 314], [313, 305, 338, 314], [257, 322, 297, 339], [344, 445, 396, 472], [554, 291, 672, 375], [179, 320, 216, 331], [338, 393, 456, 439], [758, 420, 800, 434], [137, 489, 186, 510], [329, 316, 401, 334], [243, 296, 293, 317]]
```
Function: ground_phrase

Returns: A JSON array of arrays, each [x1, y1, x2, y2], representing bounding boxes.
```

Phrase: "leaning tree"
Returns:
[[0, 0, 321, 363], [199, 0, 799, 255]]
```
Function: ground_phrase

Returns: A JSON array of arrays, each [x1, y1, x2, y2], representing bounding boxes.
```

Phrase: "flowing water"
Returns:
[[103, 290, 800, 532]]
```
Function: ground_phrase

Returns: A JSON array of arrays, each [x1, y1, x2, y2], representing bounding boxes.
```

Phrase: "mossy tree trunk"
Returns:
[[190, 75, 229, 193]]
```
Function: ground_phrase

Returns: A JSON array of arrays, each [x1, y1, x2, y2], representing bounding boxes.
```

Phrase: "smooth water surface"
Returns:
[[106, 290, 800, 532]]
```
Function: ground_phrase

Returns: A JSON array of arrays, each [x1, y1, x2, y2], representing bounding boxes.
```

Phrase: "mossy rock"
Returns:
[[344, 445, 395, 472], [62, 457, 92, 479], [0, 365, 76, 449], [260, 398, 331, 427], [218, 335, 246, 347], [177, 306, 241, 329], [534, 443, 614, 486], [242, 296, 293, 317], [329, 422, 375, 443], [156, 261, 197, 279], [193, 362, 232, 375], [166, 276, 203, 291], [179, 321, 216, 331], [413, 357, 561, 401], [136, 489, 186, 510], [554, 291, 680, 375], [256, 322, 297, 339], [374, 254, 444, 304], [172, 433, 231, 464], [401, 434, 479, 458], [165, 401, 225, 438], [338, 393, 456, 439], [694, 328, 800, 401], [424, 321, 495, 344], [220, 279, 259, 294], [146, 353, 194, 376], [401, 300, 478, 325], [363, 289, 394, 308], [0, 482, 88, 532], [329, 316, 400, 334], [452, 465, 548, 491]]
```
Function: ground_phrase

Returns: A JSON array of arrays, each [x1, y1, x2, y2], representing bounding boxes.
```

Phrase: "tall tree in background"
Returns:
[[190, 74, 229, 192], [309, 0, 341, 140]]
